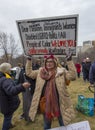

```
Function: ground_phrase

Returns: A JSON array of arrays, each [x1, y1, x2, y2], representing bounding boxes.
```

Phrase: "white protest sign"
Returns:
[[48, 121, 91, 130], [16, 14, 79, 56]]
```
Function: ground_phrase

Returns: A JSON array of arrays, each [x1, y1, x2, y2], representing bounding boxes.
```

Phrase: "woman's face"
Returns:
[[46, 59, 55, 70]]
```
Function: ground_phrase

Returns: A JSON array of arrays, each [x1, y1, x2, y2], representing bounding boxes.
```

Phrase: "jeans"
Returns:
[[2, 114, 12, 130], [43, 114, 64, 130]]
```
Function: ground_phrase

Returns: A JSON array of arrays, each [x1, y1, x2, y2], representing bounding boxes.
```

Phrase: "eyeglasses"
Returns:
[[46, 60, 54, 63]]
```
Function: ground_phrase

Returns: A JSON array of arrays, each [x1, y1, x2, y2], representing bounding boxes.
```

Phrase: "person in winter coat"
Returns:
[[81, 58, 91, 82], [18, 62, 41, 121], [89, 61, 95, 85], [85, 57, 91, 81], [75, 62, 81, 78], [25, 54, 76, 130], [0, 63, 30, 130]]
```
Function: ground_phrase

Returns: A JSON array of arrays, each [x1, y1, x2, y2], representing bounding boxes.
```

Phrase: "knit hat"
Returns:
[[0, 63, 11, 74]]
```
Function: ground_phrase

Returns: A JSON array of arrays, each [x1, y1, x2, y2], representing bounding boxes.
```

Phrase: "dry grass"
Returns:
[[0, 77, 95, 130]]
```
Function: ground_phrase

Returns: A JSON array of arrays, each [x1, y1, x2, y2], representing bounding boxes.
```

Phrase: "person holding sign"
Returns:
[[25, 54, 76, 130]]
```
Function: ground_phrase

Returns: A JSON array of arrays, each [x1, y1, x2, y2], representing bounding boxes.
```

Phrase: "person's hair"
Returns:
[[44, 55, 58, 69], [0, 63, 11, 73]]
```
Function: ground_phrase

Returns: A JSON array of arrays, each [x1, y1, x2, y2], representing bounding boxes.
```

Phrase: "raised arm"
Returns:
[[25, 58, 39, 79]]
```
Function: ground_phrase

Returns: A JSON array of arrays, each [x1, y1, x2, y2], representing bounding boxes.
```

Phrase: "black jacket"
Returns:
[[89, 61, 95, 84], [0, 72, 25, 116]]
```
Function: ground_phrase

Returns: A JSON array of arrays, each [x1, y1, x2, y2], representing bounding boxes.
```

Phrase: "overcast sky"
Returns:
[[0, 0, 95, 46]]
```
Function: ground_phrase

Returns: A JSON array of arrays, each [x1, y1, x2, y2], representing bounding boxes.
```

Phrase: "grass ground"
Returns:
[[0, 77, 95, 130]]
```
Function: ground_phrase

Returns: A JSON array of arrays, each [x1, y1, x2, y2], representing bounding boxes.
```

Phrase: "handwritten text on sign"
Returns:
[[17, 15, 78, 56]]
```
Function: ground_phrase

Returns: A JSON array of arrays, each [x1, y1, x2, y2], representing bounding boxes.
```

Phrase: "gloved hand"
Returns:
[[65, 52, 72, 61], [24, 55, 32, 60]]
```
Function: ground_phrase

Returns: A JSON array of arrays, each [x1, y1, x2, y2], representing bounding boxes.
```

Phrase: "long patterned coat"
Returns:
[[25, 60, 76, 125]]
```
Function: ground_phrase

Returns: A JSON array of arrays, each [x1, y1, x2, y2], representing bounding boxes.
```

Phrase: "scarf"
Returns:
[[4, 73, 11, 78], [40, 67, 60, 120]]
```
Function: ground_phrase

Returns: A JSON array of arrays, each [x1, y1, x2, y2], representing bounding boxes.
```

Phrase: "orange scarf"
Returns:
[[40, 67, 60, 120]]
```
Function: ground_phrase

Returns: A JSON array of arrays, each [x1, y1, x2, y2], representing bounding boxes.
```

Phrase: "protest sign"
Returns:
[[48, 121, 91, 130], [16, 14, 78, 56]]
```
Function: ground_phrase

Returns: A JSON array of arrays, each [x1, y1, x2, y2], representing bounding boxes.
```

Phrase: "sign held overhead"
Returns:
[[16, 14, 79, 56]]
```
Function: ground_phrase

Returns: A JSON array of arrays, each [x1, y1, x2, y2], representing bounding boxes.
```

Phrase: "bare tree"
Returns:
[[76, 46, 95, 63], [0, 32, 9, 61], [86, 47, 95, 61], [0, 32, 22, 64]]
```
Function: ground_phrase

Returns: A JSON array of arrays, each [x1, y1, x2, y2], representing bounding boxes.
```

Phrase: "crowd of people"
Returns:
[[75, 57, 92, 82], [0, 54, 95, 130]]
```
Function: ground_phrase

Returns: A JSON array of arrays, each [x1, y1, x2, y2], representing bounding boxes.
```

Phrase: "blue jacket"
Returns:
[[89, 61, 95, 84], [0, 72, 25, 115]]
